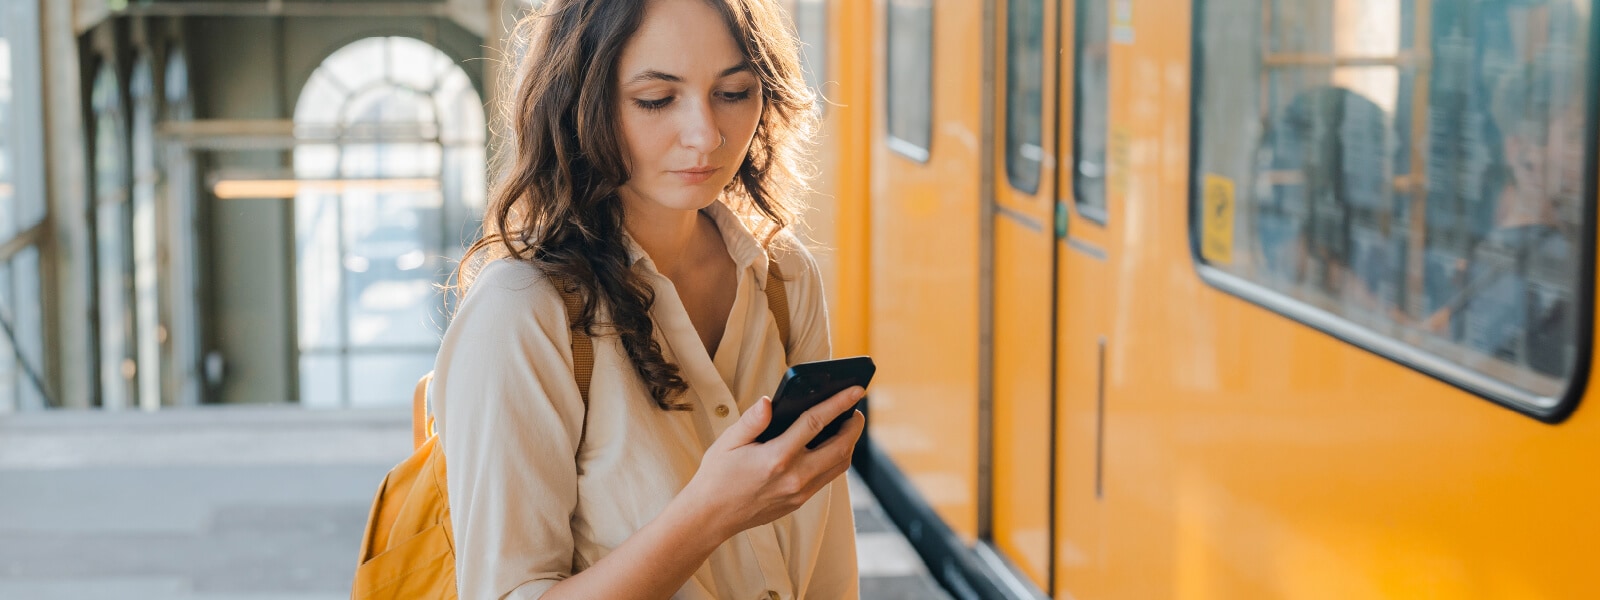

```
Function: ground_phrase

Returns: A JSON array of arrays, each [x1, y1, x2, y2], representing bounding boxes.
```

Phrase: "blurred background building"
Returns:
[[0, 0, 536, 412]]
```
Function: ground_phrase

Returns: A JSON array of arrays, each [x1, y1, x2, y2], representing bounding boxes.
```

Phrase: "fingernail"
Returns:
[[851, 387, 865, 400]]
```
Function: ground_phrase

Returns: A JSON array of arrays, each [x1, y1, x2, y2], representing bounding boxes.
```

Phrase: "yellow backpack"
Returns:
[[351, 261, 791, 599]]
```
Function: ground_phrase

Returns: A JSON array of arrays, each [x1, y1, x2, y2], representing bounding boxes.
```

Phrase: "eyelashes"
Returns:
[[632, 90, 754, 113], [634, 97, 673, 111]]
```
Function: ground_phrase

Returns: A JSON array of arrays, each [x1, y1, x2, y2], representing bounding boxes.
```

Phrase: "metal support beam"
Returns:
[[95, 1, 491, 37], [46, 0, 96, 409], [159, 119, 448, 150], [118, 2, 452, 18]]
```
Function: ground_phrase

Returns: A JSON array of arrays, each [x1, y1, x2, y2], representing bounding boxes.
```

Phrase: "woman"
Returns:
[[431, 0, 864, 598]]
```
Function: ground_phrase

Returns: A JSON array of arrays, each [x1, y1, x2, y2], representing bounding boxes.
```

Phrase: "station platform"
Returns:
[[0, 406, 950, 600]]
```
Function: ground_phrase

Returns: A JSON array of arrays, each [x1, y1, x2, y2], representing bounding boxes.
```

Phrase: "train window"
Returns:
[[1192, 0, 1594, 417], [1072, 0, 1110, 221], [793, 0, 827, 104], [886, 0, 933, 161], [776, 0, 827, 105], [1005, 0, 1045, 193]]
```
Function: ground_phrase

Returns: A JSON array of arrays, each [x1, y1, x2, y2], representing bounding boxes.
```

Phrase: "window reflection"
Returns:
[[1005, 0, 1044, 193], [1073, 0, 1110, 220], [887, 0, 934, 159], [1195, 0, 1592, 400]]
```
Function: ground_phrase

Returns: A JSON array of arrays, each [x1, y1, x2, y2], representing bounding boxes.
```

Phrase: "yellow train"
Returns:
[[787, 0, 1600, 597]]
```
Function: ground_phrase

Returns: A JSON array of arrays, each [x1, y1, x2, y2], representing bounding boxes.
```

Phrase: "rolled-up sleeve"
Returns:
[[780, 238, 832, 366], [432, 260, 587, 600]]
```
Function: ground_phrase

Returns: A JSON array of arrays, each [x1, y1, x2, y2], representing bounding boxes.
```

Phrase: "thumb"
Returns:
[[718, 397, 773, 447]]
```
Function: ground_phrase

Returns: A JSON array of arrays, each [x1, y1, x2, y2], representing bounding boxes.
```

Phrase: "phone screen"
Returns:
[[756, 356, 875, 449]]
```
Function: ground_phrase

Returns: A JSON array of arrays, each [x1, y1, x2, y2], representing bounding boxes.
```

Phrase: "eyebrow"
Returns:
[[624, 64, 751, 86]]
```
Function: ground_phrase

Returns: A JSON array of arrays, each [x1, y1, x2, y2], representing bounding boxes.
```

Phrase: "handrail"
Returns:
[[0, 300, 53, 409]]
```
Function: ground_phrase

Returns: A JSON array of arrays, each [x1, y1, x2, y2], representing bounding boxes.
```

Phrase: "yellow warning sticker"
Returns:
[[1108, 127, 1132, 198], [1201, 174, 1235, 265]]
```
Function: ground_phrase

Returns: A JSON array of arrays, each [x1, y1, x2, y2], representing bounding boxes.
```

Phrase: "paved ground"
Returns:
[[0, 406, 948, 600]]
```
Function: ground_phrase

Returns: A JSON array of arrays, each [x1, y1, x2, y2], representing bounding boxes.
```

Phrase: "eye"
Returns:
[[634, 96, 673, 112], [717, 89, 754, 103]]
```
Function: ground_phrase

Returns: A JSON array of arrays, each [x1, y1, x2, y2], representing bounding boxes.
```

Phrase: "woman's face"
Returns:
[[615, 0, 764, 213]]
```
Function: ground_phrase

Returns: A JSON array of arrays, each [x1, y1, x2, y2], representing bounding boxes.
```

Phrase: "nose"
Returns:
[[679, 98, 721, 154]]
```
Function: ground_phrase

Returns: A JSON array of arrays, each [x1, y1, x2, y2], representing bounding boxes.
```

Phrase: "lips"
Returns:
[[670, 166, 720, 184]]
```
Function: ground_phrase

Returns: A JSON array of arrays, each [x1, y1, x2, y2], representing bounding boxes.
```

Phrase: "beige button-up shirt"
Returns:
[[433, 200, 859, 599]]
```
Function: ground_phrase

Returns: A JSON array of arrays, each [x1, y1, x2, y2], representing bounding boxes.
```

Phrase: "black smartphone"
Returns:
[[756, 356, 876, 449]]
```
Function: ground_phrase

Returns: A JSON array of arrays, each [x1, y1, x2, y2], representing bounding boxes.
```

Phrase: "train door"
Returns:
[[1052, 0, 1114, 597], [867, 0, 986, 546], [987, 0, 1060, 592]]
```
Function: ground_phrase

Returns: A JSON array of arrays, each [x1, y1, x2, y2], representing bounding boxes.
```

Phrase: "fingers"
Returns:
[[714, 396, 773, 449], [775, 386, 865, 451], [811, 409, 865, 458], [801, 409, 865, 490]]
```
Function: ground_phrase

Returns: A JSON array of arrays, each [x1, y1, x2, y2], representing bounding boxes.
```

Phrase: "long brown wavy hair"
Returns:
[[454, 0, 817, 410]]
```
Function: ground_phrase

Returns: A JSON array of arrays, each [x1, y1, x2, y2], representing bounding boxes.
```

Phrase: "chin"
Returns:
[[638, 180, 730, 212], [645, 191, 716, 213]]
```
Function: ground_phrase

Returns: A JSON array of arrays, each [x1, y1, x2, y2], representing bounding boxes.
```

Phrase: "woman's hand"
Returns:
[[539, 388, 864, 600], [680, 386, 867, 539]]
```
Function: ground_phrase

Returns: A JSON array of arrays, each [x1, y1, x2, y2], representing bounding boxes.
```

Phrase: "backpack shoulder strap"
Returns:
[[545, 271, 593, 404], [413, 373, 433, 450], [545, 270, 594, 458], [765, 256, 791, 355]]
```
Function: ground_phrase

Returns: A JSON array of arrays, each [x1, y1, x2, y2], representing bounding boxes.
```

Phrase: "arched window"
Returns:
[[293, 37, 486, 408], [91, 60, 137, 410]]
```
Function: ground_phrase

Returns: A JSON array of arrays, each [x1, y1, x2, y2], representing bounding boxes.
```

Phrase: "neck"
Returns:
[[621, 193, 716, 279]]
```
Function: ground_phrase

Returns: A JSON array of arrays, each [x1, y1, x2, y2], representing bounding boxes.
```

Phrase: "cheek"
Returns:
[[619, 112, 670, 168], [723, 99, 765, 141]]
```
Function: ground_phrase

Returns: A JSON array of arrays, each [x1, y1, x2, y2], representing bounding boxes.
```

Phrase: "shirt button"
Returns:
[[715, 405, 731, 418], [764, 592, 779, 600]]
